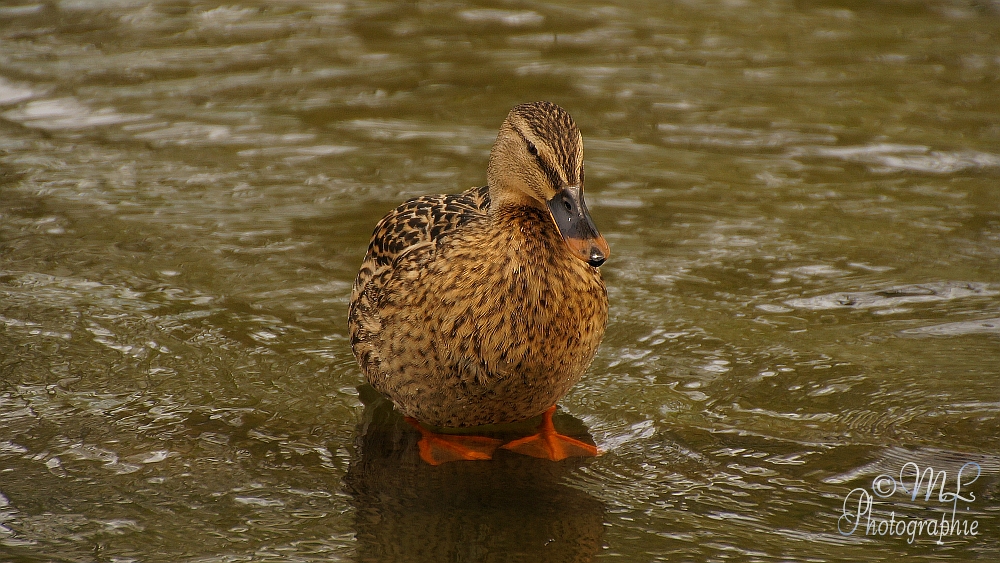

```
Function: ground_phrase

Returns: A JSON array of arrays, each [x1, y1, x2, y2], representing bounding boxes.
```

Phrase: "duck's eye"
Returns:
[[527, 141, 538, 156]]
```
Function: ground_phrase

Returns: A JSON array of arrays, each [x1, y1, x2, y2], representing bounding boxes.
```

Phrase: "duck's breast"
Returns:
[[362, 206, 607, 426]]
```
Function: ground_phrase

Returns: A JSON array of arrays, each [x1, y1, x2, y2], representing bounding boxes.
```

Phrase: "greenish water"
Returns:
[[1, 1, 999, 561]]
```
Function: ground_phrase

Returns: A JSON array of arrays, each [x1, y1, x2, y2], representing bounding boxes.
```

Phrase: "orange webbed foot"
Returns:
[[501, 406, 600, 461], [405, 418, 503, 466]]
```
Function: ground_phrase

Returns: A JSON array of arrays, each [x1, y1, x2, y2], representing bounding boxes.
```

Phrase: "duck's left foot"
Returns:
[[405, 418, 503, 466], [501, 406, 600, 461]]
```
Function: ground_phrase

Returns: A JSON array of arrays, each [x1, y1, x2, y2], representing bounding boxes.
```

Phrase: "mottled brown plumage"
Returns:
[[349, 101, 609, 429]]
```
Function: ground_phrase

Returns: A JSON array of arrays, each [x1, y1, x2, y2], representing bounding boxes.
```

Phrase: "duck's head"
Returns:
[[487, 101, 610, 268]]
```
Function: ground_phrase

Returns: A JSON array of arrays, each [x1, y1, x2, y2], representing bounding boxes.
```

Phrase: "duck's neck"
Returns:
[[485, 203, 566, 269], [484, 183, 582, 268], [487, 181, 542, 214]]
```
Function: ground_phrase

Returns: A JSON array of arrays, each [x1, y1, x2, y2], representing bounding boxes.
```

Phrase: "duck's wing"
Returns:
[[351, 185, 490, 301]]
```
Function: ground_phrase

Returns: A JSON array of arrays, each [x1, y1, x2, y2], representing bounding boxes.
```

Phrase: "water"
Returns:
[[2, 1, 999, 561]]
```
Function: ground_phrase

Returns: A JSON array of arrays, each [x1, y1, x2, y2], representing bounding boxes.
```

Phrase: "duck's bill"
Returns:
[[546, 185, 610, 267]]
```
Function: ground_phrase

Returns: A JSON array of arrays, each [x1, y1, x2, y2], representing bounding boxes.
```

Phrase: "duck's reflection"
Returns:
[[344, 385, 606, 563]]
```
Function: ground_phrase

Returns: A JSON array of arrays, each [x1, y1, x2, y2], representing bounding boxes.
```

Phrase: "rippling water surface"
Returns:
[[2, 1, 999, 561]]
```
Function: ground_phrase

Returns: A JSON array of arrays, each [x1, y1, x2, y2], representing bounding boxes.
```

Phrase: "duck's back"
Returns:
[[350, 184, 490, 304], [349, 185, 497, 416]]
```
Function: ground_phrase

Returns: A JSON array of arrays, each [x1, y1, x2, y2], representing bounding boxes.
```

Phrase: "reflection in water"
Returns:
[[345, 386, 605, 563]]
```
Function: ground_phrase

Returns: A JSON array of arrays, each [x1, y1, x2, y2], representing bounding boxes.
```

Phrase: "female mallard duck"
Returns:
[[349, 101, 609, 465]]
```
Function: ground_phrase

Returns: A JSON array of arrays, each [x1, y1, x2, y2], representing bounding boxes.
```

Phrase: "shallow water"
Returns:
[[1, 1, 999, 561]]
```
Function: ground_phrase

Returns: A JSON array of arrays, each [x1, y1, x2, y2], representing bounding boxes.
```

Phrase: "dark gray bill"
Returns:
[[545, 185, 610, 267]]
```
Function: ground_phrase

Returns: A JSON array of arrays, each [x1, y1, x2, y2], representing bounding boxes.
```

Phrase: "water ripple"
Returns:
[[792, 144, 1000, 174], [783, 281, 997, 312]]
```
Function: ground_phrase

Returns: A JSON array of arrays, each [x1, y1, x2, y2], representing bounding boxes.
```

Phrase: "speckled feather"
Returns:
[[350, 185, 490, 305]]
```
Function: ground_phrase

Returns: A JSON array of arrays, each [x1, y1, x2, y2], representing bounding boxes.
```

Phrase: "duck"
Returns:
[[348, 101, 609, 465]]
